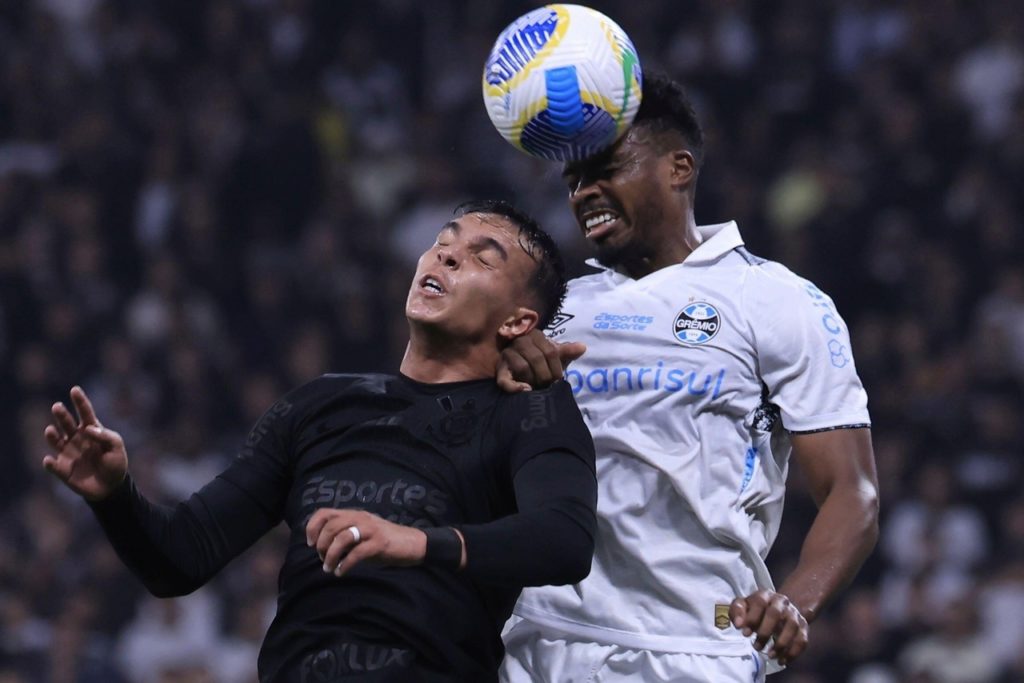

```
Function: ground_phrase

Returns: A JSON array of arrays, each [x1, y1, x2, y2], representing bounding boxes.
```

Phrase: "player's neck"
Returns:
[[613, 214, 701, 279], [399, 334, 498, 384]]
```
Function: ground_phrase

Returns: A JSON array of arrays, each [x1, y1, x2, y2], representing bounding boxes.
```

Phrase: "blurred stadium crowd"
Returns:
[[1, 1, 1023, 681]]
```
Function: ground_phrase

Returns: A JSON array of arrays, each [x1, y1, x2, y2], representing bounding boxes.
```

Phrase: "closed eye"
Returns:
[[435, 223, 457, 245]]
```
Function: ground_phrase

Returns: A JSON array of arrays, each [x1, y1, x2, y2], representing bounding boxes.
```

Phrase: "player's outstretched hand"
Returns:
[[730, 589, 808, 666], [42, 386, 128, 501], [496, 329, 586, 392], [306, 509, 434, 578]]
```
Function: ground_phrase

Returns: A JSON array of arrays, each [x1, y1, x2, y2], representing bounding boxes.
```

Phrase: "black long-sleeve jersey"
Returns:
[[89, 374, 596, 682]]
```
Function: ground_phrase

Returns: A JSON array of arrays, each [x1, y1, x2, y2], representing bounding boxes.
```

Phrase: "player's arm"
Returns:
[[87, 472, 281, 597], [734, 273, 879, 664], [778, 427, 879, 619], [456, 382, 598, 585], [308, 447, 597, 585], [458, 446, 597, 585], [43, 387, 288, 597], [458, 381, 598, 585], [732, 427, 879, 664]]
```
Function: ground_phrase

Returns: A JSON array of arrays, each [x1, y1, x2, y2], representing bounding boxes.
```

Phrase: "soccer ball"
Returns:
[[482, 4, 642, 162]]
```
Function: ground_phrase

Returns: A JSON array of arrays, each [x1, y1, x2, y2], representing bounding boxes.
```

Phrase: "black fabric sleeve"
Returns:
[[502, 381, 595, 475], [86, 391, 300, 597], [89, 471, 282, 597], [457, 447, 597, 587]]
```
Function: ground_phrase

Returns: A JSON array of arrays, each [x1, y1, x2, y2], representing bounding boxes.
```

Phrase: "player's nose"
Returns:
[[436, 246, 460, 269], [569, 179, 603, 215], [569, 172, 598, 201]]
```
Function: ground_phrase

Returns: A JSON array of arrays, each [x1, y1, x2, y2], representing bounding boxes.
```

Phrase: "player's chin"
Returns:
[[405, 299, 445, 323], [593, 238, 630, 265]]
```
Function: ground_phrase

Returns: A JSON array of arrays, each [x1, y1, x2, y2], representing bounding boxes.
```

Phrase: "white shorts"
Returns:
[[500, 618, 767, 683]]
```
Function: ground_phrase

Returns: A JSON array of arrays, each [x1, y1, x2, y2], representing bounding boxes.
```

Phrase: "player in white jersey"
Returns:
[[498, 74, 880, 682]]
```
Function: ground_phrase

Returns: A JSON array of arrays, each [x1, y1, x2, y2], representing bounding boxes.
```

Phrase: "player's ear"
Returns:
[[498, 307, 540, 340], [668, 149, 696, 190]]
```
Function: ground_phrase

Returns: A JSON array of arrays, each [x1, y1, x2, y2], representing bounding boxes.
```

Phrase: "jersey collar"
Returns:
[[583, 220, 744, 273], [685, 220, 744, 265]]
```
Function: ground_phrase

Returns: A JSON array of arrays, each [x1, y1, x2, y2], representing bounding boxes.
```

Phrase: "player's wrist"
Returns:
[[99, 468, 130, 499], [86, 470, 132, 506], [422, 527, 464, 571], [776, 588, 814, 623]]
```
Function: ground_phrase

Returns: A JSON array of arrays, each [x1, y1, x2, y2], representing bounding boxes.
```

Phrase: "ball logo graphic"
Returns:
[[482, 4, 642, 161], [673, 302, 721, 345]]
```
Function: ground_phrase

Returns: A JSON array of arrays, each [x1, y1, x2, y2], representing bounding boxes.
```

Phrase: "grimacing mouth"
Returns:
[[580, 209, 620, 236]]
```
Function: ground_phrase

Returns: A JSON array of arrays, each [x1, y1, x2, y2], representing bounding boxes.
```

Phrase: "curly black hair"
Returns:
[[633, 72, 705, 167]]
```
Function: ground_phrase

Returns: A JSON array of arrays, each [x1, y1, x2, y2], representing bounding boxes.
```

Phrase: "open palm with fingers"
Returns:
[[43, 386, 128, 502]]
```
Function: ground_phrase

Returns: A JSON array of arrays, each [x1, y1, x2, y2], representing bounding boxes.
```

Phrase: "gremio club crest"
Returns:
[[673, 302, 721, 345]]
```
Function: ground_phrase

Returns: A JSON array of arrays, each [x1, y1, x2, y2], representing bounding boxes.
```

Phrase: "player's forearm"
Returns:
[[90, 473, 276, 597], [89, 475, 208, 596], [459, 503, 595, 586], [777, 483, 879, 622], [459, 449, 597, 586]]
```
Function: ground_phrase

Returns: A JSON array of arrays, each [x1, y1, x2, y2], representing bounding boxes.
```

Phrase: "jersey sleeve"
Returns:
[[745, 267, 871, 432], [87, 379, 321, 597], [455, 381, 597, 586], [501, 380, 596, 475]]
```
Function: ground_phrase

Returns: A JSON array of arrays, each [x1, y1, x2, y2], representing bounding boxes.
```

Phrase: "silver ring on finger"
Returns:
[[347, 526, 361, 544]]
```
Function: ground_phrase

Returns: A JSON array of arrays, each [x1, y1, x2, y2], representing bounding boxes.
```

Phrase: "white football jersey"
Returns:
[[512, 221, 870, 656]]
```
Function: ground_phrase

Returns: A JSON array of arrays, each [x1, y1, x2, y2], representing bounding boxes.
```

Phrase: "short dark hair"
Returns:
[[633, 72, 705, 167], [454, 199, 567, 330]]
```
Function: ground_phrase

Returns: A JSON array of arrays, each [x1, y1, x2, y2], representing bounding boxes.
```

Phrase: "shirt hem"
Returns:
[[513, 605, 756, 657]]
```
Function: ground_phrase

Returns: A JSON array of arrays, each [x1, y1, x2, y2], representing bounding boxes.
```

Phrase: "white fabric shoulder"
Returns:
[[740, 262, 870, 432]]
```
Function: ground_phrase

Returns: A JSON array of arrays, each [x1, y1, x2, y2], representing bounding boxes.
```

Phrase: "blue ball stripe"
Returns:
[[544, 66, 584, 135], [520, 104, 617, 161]]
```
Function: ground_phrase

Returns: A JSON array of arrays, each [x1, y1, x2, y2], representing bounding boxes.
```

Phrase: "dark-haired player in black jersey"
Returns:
[[41, 200, 597, 683]]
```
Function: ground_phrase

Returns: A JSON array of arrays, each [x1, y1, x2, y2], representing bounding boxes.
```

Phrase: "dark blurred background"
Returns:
[[1, 1, 1022, 681]]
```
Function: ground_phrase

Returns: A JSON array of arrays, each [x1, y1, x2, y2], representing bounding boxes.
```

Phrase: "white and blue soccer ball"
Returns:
[[482, 4, 643, 162]]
